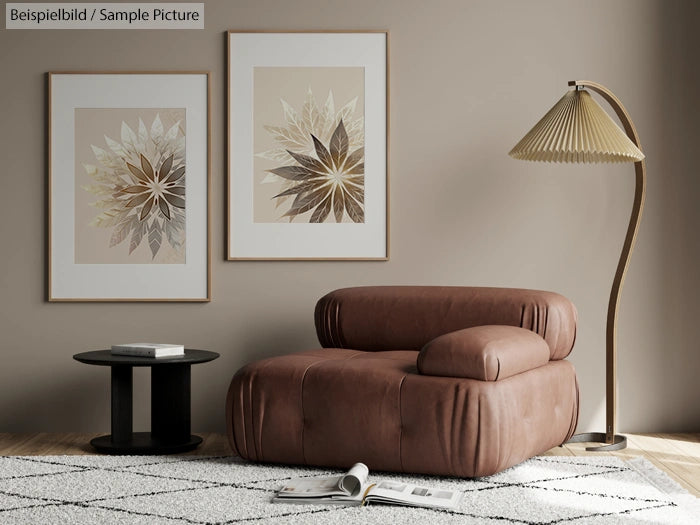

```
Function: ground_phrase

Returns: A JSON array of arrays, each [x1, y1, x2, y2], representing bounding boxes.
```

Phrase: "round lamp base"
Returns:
[[566, 432, 627, 452]]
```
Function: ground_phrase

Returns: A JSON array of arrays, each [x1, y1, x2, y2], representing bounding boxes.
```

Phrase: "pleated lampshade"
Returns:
[[509, 89, 645, 163]]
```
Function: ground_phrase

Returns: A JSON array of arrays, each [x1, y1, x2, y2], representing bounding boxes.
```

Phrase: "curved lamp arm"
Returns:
[[569, 80, 647, 450]]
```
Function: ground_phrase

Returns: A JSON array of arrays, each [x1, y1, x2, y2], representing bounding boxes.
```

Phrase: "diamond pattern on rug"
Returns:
[[0, 493, 45, 513], [5, 465, 208, 504], [106, 485, 331, 523], [0, 455, 697, 525], [2, 503, 197, 525], [124, 456, 336, 485], [0, 456, 82, 479]]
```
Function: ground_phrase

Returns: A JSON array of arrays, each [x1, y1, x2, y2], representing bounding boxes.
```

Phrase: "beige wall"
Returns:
[[1, 0, 698, 436]]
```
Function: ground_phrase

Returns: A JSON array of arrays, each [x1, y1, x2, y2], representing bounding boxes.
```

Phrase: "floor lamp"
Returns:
[[509, 80, 646, 451]]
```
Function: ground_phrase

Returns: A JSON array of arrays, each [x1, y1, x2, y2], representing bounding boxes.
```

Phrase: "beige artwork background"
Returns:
[[253, 67, 365, 223], [74, 108, 186, 264]]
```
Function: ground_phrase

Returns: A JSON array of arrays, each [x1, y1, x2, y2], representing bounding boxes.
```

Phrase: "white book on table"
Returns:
[[110, 343, 185, 358]]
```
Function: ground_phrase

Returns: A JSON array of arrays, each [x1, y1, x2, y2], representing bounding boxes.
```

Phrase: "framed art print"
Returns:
[[49, 72, 210, 301], [227, 31, 389, 260]]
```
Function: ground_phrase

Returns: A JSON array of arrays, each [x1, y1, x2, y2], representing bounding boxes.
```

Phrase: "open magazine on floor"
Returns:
[[272, 462, 462, 510]]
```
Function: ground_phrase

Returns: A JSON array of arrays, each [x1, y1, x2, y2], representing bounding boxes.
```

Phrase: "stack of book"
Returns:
[[110, 343, 185, 358]]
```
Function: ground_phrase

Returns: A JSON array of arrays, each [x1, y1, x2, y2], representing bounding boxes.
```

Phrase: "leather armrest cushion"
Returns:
[[417, 325, 550, 381]]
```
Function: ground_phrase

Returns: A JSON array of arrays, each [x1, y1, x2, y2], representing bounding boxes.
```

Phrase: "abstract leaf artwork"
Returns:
[[50, 72, 209, 301], [75, 109, 186, 264], [253, 67, 365, 224], [256, 87, 365, 223], [228, 31, 387, 260]]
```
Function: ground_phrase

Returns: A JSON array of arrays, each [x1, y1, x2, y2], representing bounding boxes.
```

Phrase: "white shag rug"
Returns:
[[0, 455, 698, 524]]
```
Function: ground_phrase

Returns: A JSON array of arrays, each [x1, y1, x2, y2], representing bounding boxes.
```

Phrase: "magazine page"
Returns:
[[339, 463, 369, 496], [365, 480, 462, 509], [275, 475, 346, 498], [273, 463, 369, 503]]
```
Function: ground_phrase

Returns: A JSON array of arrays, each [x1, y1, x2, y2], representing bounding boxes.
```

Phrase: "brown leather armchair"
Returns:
[[226, 286, 579, 477]]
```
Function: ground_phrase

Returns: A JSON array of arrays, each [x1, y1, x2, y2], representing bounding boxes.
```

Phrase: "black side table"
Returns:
[[73, 349, 219, 454]]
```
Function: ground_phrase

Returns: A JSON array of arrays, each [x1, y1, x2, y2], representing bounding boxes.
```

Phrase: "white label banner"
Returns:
[[6, 3, 204, 29]]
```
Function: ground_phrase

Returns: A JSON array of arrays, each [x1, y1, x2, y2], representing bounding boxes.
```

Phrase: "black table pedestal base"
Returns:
[[73, 349, 219, 456], [90, 432, 203, 455]]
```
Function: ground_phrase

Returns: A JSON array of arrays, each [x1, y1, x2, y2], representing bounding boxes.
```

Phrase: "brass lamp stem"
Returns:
[[566, 80, 647, 452]]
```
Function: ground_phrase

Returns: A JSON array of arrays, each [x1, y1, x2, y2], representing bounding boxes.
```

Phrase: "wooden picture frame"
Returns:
[[48, 71, 211, 301], [227, 31, 389, 260]]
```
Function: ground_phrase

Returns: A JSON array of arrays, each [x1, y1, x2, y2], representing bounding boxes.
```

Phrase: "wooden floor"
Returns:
[[1, 433, 698, 497]]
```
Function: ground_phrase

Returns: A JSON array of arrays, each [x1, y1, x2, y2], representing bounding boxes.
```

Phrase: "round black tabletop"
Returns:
[[73, 349, 219, 367]]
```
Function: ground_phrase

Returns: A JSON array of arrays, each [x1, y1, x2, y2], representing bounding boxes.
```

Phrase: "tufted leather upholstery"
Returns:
[[226, 286, 579, 477]]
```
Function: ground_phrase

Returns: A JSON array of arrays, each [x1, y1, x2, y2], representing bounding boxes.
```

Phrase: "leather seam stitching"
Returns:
[[334, 299, 344, 348], [299, 351, 370, 464], [299, 360, 323, 465], [398, 374, 406, 472]]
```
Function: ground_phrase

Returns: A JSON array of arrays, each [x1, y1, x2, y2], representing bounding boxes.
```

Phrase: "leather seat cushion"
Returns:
[[226, 348, 578, 477]]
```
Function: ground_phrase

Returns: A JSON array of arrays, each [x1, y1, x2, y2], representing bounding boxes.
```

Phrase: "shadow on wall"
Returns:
[[0, 369, 112, 432], [612, 0, 700, 433], [635, 0, 700, 431], [230, 321, 320, 366], [1, 324, 317, 433]]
